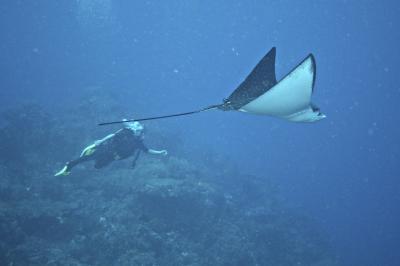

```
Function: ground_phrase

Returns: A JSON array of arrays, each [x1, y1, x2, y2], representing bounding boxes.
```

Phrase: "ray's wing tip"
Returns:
[[269, 46, 277, 56], [308, 53, 316, 65], [312, 54, 317, 89], [306, 53, 317, 90]]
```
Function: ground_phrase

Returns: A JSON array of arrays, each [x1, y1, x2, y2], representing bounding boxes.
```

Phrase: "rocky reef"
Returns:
[[0, 104, 336, 265]]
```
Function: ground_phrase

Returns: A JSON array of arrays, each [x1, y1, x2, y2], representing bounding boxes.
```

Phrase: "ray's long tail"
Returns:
[[98, 104, 222, 126]]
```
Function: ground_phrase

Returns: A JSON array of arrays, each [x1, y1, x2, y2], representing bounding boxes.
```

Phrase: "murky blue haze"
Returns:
[[0, 1, 399, 265]]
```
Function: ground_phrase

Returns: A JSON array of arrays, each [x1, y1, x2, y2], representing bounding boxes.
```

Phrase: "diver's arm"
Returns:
[[131, 150, 141, 169], [139, 140, 167, 156], [147, 149, 168, 156], [80, 131, 120, 157], [94, 133, 115, 145], [94, 132, 118, 145]]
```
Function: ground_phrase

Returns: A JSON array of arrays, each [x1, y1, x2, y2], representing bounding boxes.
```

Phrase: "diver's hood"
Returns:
[[123, 120, 144, 136]]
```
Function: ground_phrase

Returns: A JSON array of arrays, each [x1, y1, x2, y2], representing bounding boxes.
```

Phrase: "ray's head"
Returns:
[[303, 110, 326, 122], [307, 104, 326, 122], [284, 104, 326, 123]]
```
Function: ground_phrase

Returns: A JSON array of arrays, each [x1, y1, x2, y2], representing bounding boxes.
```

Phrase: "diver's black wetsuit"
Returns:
[[67, 128, 149, 171]]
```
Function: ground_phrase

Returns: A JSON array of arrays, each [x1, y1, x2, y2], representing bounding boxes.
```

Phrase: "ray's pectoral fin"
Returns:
[[220, 47, 278, 111]]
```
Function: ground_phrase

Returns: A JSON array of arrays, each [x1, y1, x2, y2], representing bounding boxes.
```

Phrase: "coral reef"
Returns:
[[0, 104, 336, 265]]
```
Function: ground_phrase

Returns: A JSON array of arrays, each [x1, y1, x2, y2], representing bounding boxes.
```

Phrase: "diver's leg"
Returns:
[[67, 155, 93, 170], [55, 142, 99, 176], [55, 155, 93, 176]]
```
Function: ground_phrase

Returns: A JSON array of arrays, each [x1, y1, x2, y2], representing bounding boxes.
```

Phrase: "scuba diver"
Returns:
[[55, 120, 167, 176]]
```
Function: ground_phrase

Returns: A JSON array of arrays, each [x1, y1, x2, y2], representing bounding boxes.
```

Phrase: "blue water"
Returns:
[[1, 1, 399, 265]]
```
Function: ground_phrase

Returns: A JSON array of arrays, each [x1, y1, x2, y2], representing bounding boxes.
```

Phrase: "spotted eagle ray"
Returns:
[[99, 47, 325, 126]]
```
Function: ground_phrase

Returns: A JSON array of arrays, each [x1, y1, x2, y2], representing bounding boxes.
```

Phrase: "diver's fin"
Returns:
[[54, 165, 71, 177]]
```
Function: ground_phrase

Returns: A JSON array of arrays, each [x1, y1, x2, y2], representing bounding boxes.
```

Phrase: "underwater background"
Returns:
[[0, 1, 399, 265]]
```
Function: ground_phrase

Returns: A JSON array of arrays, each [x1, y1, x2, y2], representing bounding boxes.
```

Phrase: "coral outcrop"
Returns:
[[0, 104, 336, 265]]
